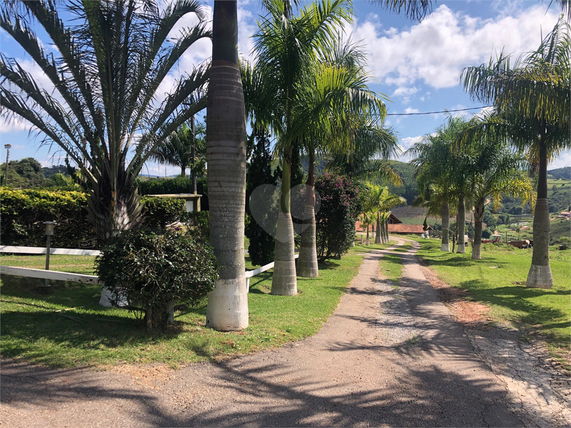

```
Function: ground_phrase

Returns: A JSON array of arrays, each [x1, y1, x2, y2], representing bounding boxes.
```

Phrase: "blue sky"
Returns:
[[0, 0, 568, 176]]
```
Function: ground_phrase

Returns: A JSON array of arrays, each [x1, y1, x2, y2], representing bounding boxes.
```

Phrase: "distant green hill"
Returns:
[[548, 166, 571, 180], [386, 160, 417, 205]]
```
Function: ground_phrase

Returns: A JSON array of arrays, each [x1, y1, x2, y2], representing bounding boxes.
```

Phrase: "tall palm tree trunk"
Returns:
[[527, 142, 553, 288], [205, 0, 248, 330], [457, 197, 466, 254], [472, 199, 485, 260], [375, 214, 381, 244], [272, 144, 297, 295], [441, 200, 450, 252], [383, 217, 390, 243], [298, 153, 318, 277]]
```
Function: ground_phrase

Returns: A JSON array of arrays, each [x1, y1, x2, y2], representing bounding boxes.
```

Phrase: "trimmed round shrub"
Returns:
[[95, 229, 218, 330]]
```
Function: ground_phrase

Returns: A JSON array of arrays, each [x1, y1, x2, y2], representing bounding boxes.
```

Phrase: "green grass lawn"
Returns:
[[1, 252, 364, 368], [1, 254, 97, 275], [379, 253, 403, 285], [350, 241, 396, 253], [415, 239, 571, 355]]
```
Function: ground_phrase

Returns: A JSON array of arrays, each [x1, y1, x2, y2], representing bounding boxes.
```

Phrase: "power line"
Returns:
[[386, 106, 492, 116]]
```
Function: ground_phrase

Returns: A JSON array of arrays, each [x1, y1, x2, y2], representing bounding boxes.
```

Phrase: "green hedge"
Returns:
[[0, 188, 189, 249], [141, 197, 185, 229], [138, 176, 192, 195], [0, 188, 98, 249], [137, 176, 209, 210]]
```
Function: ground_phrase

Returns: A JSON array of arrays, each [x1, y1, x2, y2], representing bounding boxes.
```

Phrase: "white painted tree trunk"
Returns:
[[441, 201, 450, 252], [457, 198, 466, 254], [527, 198, 553, 288], [205, 5, 248, 331], [272, 211, 298, 295], [298, 204, 318, 277]]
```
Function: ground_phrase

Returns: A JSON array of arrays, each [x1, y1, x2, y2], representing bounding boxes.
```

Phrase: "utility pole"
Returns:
[[191, 116, 197, 194]]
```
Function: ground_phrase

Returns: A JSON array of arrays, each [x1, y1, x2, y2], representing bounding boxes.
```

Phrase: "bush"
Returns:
[[184, 210, 210, 240], [95, 229, 218, 330], [140, 196, 186, 229], [0, 188, 100, 248], [0, 189, 194, 248], [315, 172, 359, 260]]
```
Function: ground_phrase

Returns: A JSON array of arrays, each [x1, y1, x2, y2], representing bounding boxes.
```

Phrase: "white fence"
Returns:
[[245, 254, 299, 290], [1, 246, 296, 293], [0, 246, 100, 256], [0, 265, 99, 284]]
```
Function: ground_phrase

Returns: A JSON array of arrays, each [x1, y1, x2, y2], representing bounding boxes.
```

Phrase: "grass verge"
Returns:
[[1, 254, 97, 275], [1, 253, 364, 368], [379, 253, 403, 285], [350, 241, 396, 253], [415, 239, 571, 356]]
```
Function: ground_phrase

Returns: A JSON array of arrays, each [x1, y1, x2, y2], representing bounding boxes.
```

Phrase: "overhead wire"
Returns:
[[386, 106, 493, 116]]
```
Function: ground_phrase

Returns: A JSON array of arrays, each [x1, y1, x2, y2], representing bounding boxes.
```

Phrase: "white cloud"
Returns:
[[353, 4, 560, 90], [391, 86, 419, 103], [0, 115, 35, 134], [238, 6, 258, 62], [141, 161, 181, 177], [400, 135, 423, 151], [392, 86, 419, 97], [398, 135, 424, 162], [404, 107, 420, 114], [549, 150, 571, 170]]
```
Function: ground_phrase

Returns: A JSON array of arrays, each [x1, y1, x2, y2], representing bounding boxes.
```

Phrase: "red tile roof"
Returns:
[[388, 224, 426, 234]]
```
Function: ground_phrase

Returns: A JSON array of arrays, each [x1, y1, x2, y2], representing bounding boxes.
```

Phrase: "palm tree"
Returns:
[[150, 121, 205, 181], [409, 117, 467, 252], [205, 0, 248, 330], [360, 211, 375, 246], [373, 186, 406, 244], [461, 139, 533, 260], [253, 0, 352, 294], [293, 39, 393, 277], [326, 123, 401, 182], [461, 19, 570, 286], [0, 0, 210, 242], [362, 183, 405, 244]]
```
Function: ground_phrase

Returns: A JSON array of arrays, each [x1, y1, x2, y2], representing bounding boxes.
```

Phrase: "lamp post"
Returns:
[[4, 144, 11, 186], [43, 221, 56, 288]]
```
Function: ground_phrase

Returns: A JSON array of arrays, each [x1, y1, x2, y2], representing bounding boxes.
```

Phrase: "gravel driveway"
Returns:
[[1, 239, 569, 427]]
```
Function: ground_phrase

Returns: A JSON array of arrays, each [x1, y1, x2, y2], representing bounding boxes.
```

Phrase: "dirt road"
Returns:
[[1, 239, 569, 427]]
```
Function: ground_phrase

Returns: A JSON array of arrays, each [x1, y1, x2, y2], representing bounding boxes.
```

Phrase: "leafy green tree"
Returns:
[[363, 183, 405, 244], [0, 0, 209, 242], [0, 157, 47, 188], [461, 18, 570, 285], [315, 172, 359, 258], [96, 229, 218, 330]]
